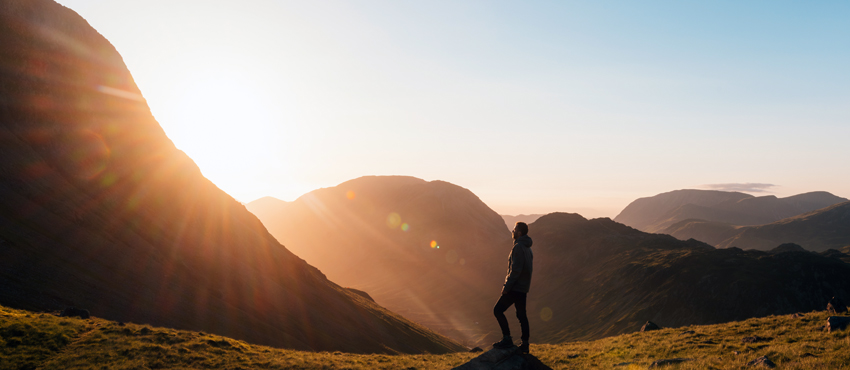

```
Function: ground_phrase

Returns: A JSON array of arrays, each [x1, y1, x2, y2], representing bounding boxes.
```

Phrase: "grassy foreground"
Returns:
[[1, 304, 848, 369]]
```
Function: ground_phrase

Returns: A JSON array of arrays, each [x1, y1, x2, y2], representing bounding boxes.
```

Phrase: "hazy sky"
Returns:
[[56, 0, 850, 218]]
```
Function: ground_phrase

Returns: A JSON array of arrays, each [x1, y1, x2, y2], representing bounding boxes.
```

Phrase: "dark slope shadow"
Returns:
[[525, 354, 554, 370]]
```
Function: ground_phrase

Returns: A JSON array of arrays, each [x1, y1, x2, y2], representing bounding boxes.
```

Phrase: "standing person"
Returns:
[[492, 221, 533, 354]]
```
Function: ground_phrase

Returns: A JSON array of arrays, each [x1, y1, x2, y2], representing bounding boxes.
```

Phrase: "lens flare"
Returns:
[[459, 258, 466, 265], [401, 223, 410, 232], [540, 307, 553, 322], [346, 190, 356, 200], [430, 240, 437, 248], [386, 212, 401, 228], [69, 129, 110, 180], [445, 250, 458, 264]]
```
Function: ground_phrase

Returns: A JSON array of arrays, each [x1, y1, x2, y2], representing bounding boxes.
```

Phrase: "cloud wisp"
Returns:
[[702, 183, 777, 193]]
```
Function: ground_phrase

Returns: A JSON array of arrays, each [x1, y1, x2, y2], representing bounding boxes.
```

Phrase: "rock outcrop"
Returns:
[[825, 316, 850, 333], [451, 346, 551, 370], [641, 321, 660, 332], [827, 296, 847, 314]]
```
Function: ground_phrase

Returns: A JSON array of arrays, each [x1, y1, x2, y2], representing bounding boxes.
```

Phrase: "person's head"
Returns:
[[512, 222, 528, 240]]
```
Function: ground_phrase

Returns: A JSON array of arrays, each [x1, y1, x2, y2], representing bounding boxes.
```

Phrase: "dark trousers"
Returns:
[[493, 291, 529, 341]]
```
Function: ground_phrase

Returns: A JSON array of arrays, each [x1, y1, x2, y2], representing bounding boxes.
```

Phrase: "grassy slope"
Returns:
[[3, 304, 849, 369]]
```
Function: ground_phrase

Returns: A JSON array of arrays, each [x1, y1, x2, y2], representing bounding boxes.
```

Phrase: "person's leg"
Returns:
[[514, 292, 529, 344], [493, 294, 516, 338]]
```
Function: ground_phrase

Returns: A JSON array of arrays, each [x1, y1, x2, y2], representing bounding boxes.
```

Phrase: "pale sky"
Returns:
[[56, 0, 850, 218]]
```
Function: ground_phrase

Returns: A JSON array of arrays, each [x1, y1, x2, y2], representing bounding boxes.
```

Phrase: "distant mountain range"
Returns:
[[526, 213, 850, 342], [0, 0, 461, 354], [248, 176, 510, 345], [500, 214, 544, 230], [614, 189, 846, 233], [250, 179, 850, 345]]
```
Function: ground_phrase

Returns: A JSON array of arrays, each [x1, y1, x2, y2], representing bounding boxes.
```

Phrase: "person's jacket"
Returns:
[[503, 234, 533, 293]]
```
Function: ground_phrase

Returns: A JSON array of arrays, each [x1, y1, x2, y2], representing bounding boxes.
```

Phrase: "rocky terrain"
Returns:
[[0, 0, 461, 354]]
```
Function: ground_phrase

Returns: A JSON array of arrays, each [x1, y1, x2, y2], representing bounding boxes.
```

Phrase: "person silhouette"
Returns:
[[492, 221, 533, 354]]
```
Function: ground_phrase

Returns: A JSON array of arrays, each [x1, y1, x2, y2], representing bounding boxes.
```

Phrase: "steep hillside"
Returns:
[[526, 213, 850, 343], [615, 190, 846, 233], [715, 202, 850, 252], [0, 0, 462, 354], [247, 176, 510, 344]]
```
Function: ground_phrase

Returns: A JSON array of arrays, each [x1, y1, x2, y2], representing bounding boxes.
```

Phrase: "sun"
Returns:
[[154, 65, 291, 201]]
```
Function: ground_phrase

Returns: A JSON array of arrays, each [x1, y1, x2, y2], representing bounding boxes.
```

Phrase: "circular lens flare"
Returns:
[[386, 213, 401, 228], [430, 240, 437, 248], [540, 307, 553, 322], [445, 250, 458, 264], [401, 223, 410, 232], [346, 190, 356, 200]]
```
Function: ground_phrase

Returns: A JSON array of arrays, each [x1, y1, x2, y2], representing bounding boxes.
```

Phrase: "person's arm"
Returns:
[[502, 245, 525, 294]]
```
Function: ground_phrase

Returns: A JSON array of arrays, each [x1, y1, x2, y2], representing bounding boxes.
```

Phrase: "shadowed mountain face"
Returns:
[[0, 0, 463, 354], [614, 189, 847, 233], [711, 202, 850, 252], [526, 213, 850, 343], [248, 176, 511, 344]]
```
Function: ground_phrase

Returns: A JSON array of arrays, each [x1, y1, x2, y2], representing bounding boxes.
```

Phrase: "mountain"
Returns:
[[614, 189, 847, 233], [712, 201, 850, 252], [250, 179, 850, 346], [247, 176, 510, 344], [525, 213, 850, 343], [501, 214, 544, 230], [0, 0, 462, 354]]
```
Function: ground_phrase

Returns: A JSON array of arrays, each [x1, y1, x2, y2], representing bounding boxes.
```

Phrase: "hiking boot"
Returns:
[[519, 341, 530, 354], [492, 335, 513, 349]]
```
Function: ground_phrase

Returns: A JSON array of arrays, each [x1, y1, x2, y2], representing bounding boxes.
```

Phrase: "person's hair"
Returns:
[[515, 222, 528, 236]]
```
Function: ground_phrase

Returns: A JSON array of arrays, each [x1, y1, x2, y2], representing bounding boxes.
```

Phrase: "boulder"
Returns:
[[648, 358, 693, 367], [746, 356, 776, 368], [826, 296, 847, 314], [826, 316, 850, 332], [470, 347, 484, 353], [60, 307, 90, 319], [640, 321, 660, 332], [452, 346, 550, 370]]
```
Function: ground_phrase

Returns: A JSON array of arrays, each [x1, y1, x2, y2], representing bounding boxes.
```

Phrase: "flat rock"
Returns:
[[452, 346, 528, 370], [746, 356, 776, 368], [648, 358, 694, 368]]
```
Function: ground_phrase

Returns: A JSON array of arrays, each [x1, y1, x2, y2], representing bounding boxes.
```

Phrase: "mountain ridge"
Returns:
[[0, 0, 461, 354], [614, 189, 847, 233]]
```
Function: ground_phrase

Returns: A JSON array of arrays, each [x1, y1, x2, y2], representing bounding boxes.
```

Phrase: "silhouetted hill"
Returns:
[[614, 189, 846, 233], [247, 176, 510, 345], [526, 212, 850, 343], [713, 202, 850, 252], [501, 214, 544, 230], [0, 0, 462, 354]]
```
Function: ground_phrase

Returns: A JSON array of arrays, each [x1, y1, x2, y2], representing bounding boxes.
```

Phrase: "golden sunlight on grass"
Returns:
[[3, 304, 849, 369]]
